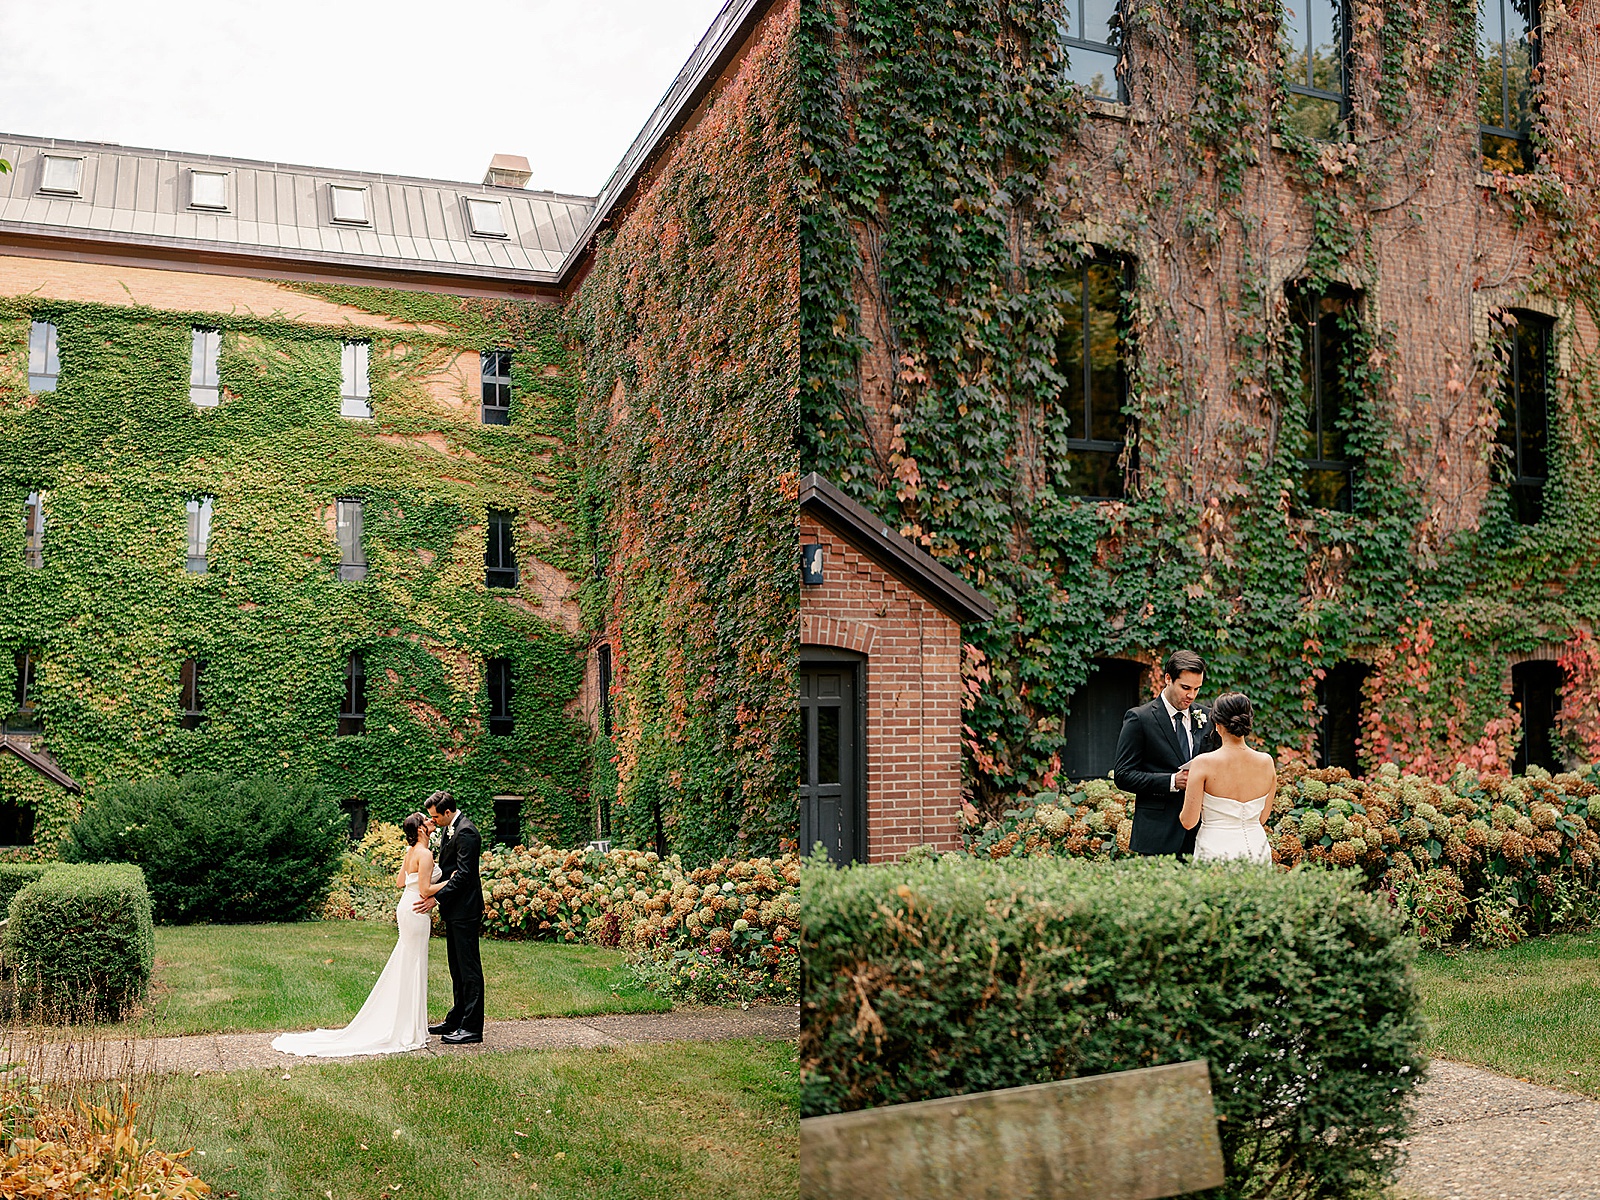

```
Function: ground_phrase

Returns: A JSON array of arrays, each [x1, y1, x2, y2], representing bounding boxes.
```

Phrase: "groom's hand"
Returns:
[[414, 896, 437, 914], [1174, 768, 1191, 790]]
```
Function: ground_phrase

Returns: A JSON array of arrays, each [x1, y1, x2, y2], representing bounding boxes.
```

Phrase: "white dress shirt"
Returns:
[[1161, 692, 1195, 794]]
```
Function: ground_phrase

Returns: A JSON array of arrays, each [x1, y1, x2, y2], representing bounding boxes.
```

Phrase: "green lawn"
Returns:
[[90, 922, 667, 1038], [1415, 930, 1600, 1097], [140, 1038, 797, 1200]]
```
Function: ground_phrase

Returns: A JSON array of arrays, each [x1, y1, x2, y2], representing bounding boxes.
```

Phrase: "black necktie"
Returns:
[[1174, 711, 1192, 761]]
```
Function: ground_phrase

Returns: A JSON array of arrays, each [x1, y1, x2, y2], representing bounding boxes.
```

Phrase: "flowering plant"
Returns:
[[327, 830, 798, 1002], [965, 761, 1600, 947]]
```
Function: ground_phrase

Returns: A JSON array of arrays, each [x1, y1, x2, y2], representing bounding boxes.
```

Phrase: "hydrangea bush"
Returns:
[[324, 826, 799, 1003], [964, 763, 1600, 948]]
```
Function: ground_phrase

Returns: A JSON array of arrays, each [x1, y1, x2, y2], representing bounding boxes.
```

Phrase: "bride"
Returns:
[[273, 811, 444, 1057], [1179, 692, 1275, 864]]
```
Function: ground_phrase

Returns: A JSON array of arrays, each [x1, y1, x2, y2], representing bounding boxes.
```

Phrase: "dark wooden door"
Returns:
[[1513, 659, 1561, 773], [800, 662, 860, 864], [1062, 659, 1144, 780]]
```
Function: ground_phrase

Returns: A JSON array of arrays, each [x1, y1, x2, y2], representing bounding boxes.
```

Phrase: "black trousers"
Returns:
[[441, 909, 485, 1034], [1129, 800, 1197, 858]]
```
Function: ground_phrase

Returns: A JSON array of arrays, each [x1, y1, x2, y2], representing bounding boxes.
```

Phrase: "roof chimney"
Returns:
[[483, 154, 533, 189]]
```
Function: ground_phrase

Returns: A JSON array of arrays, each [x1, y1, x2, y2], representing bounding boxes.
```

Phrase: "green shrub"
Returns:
[[0, 862, 49, 916], [4, 864, 155, 1019], [801, 854, 1425, 1200], [66, 773, 346, 923], [966, 762, 1600, 946]]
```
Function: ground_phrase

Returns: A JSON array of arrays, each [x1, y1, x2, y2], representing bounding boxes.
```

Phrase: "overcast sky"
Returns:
[[0, 0, 729, 196]]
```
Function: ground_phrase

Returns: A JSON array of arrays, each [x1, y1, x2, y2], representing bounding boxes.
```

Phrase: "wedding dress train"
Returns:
[[1192, 792, 1273, 864], [271, 866, 438, 1057]]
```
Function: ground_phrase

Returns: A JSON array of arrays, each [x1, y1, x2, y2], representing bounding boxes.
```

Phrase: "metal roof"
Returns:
[[0, 132, 595, 284], [0, 0, 771, 292]]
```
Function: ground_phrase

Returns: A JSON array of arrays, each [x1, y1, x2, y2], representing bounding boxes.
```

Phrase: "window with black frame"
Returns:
[[1057, 0, 1123, 102], [485, 508, 518, 588], [1281, 0, 1349, 140], [336, 498, 367, 581], [1495, 311, 1551, 525], [1290, 284, 1359, 512], [180, 658, 206, 730], [339, 651, 366, 736], [7, 651, 42, 734], [482, 349, 512, 425], [1057, 260, 1130, 500], [596, 643, 614, 738], [23, 491, 45, 569], [1479, 0, 1540, 173], [28, 321, 59, 393], [487, 657, 514, 736]]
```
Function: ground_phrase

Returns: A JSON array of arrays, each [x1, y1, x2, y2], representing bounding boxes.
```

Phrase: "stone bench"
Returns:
[[800, 1059, 1226, 1200]]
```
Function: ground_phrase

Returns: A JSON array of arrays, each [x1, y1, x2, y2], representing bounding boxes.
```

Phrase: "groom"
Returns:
[[414, 790, 485, 1044], [1113, 650, 1220, 858]]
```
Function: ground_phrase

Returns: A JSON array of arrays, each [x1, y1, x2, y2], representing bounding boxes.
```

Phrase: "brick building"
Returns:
[[800, 474, 994, 862], [0, 0, 795, 858], [801, 0, 1600, 803]]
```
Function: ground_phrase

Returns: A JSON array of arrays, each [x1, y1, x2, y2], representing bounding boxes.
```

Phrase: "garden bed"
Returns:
[[324, 825, 799, 1004], [965, 762, 1600, 948]]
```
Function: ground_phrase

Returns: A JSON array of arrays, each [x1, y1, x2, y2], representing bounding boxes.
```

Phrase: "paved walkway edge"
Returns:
[[7, 1005, 800, 1081], [1400, 1058, 1600, 1200]]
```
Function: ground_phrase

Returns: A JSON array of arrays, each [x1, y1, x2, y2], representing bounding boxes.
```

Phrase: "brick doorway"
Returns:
[[800, 650, 865, 864]]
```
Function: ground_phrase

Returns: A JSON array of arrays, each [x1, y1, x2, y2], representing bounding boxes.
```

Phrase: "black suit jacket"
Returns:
[[1113, 697, 1221, 856], [434, 813, 484, 921]]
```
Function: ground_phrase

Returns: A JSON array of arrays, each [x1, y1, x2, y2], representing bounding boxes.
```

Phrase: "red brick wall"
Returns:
[[800, 513, 965, 860]]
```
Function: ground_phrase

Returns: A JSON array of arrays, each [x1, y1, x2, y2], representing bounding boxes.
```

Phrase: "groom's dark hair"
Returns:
[[425, 790, 457, 813], [1164, 649, 1206, 680]]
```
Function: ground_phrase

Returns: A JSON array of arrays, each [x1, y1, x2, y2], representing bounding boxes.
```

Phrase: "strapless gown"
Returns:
[[271, 866, 439, 1057], [1192, 792, 1273, 864]]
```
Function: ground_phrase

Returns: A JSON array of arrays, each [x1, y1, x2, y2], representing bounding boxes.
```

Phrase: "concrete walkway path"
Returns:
[[13, 1005, 799, 1082], [1401, 1059, 1600, 1200]]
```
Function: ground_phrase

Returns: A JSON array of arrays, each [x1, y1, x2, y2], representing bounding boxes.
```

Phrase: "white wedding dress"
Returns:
[[1193, 792, 1273, 864], [272, 865, 439, 1058]]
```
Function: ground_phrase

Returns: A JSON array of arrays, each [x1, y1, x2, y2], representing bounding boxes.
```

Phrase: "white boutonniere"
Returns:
[[1193, 711, 1207, 728]]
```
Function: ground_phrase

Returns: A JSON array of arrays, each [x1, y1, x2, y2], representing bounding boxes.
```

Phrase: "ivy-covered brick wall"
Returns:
[[0, 271, 593, 846], [801, 0, 1600, 811], [569, 0, 801, 861]]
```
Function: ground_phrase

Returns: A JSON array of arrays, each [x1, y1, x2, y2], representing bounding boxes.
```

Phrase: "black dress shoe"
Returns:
[[428, 1022, 456, 1036], [440, 1029, 483, 1044]]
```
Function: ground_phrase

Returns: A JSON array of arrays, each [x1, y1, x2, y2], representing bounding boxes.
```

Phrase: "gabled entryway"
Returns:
[[798, 475, 995, 863]]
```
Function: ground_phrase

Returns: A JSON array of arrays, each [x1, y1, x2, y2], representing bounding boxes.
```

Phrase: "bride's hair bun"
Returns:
[[402, 811, 428, 846], [1212, 692, 1253, 738]]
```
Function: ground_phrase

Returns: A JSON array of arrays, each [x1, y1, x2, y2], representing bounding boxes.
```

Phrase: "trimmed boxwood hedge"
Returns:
[[67, 772, 346, 923], [801, 855, 1426, 1200], [0, 862, 49, 916], [4, 863, 155, 1019]]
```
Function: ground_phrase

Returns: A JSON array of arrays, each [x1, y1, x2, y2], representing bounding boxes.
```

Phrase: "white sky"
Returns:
[[0, 0, 729, 196]]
